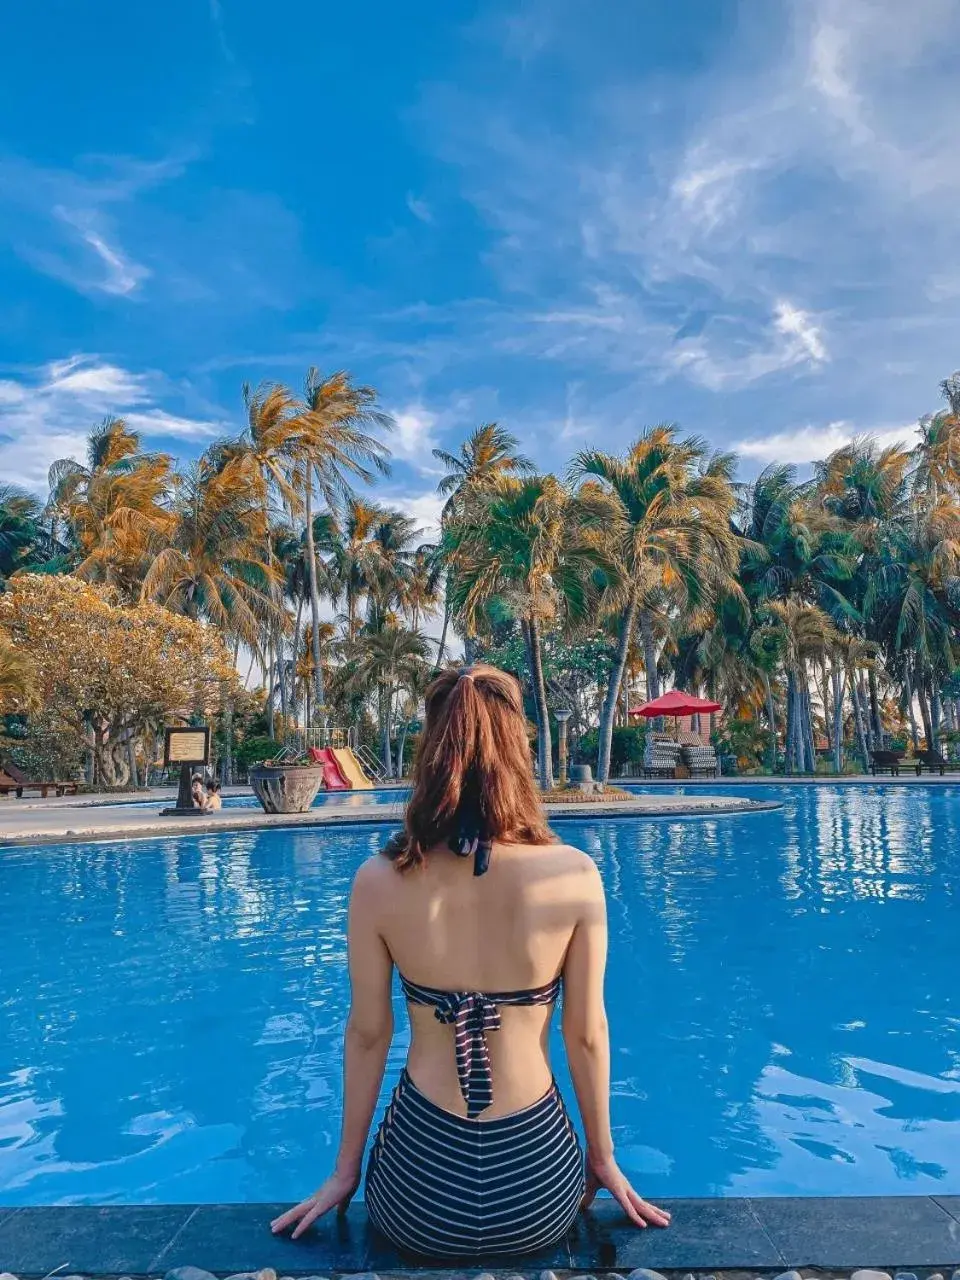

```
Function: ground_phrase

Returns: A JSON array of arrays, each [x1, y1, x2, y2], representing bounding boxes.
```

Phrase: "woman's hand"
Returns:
[[581, 1153, 671, 1229], [270, 1168, 361, 1239]]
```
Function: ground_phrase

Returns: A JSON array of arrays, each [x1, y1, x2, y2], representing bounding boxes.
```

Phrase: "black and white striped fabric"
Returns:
[[399, 973, 562, 1117], [365, 1069, 585, 1259]]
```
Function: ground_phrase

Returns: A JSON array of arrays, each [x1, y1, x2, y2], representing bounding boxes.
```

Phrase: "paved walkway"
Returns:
[[0, 785, 779, 847]]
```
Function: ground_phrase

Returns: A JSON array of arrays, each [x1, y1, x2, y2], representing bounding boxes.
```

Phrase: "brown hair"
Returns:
[[386, 663, 552, 871]]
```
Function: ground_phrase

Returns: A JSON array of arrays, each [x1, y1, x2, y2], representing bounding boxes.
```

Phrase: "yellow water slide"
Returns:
[[331, 747, 373, 789]]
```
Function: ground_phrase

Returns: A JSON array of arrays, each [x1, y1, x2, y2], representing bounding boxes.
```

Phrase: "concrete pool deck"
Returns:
[[0, 787, 782, 847], [1, 1196, 959, 1273]]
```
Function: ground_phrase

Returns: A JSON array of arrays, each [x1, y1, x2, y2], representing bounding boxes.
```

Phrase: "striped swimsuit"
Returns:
[[365, 973, 585, 1258]]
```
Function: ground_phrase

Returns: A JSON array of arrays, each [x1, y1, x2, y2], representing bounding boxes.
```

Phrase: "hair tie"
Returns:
[[457, 667, 475, 683], [449, 803, 492, 876]]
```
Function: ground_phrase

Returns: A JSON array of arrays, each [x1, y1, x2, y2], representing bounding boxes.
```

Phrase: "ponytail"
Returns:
[[385, 664, 552, 871]]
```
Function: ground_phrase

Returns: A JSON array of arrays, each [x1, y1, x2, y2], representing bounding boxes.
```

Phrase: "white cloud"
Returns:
[[387, 489, 445, 542], [391, 403, 440, 467], [0, 355, 224, 491], [405, 193, 434, 224], [735, 420, 911, 466], [667, 301, 828, 392], [53, 206, 150, 296], [0, 151, 186, 299], [124, 410, 220, 440]]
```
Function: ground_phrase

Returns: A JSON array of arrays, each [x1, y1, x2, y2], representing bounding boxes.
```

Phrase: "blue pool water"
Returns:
[[1, 783, 958, 1205], [120, 786, 409, 811]]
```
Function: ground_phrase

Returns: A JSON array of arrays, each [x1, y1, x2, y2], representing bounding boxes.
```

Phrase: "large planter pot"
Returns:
[[249, 762, 325, 814]]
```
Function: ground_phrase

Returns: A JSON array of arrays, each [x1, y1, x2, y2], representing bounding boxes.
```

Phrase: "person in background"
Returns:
[[203, 780, 223, 811], [190, 774, 205, 808]]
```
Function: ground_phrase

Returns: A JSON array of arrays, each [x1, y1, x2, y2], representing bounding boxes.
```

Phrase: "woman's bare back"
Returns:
[[365, 839, 597, 1117]]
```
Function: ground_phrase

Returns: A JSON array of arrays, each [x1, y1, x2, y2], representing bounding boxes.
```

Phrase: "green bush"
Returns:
[[578, 725, 646, 774], [233, 735, 279, 770]]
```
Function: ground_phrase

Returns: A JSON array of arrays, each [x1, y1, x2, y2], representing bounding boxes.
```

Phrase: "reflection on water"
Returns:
[[0, 785, 957, 1204]]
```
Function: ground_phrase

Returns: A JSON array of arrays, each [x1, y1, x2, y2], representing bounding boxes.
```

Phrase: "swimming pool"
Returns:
[[1, 783, 958, 1204], [120, 786, 409, 811]]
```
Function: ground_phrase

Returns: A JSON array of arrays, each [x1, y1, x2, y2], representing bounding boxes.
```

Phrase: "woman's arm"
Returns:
[[562, 853, 670, 1230], [272, 857, 394, 1238]]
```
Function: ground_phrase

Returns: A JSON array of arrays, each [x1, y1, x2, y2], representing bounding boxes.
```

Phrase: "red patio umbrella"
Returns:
[[629, 689, 722, 718]]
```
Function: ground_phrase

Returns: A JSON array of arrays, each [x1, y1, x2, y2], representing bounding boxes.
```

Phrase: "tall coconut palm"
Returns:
[[141, 455, 280, 651], [47, 418, 174, 599], [295, 368, 391, 725], [914, 373, 960, 502], [210, 383, 304, 735], [432, 424, 535, 665], [448, 474, 619, 788], [755, 600, 836, 773], [570, 427, 741, 783]]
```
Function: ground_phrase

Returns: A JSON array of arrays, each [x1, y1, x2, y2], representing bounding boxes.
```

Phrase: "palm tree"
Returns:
[[0, 485, 55, 583], [295, 368, 391, 725], [755, 600, 836, 773], [433, 424, 535, 665], [570, 427, 741, 783], [324, 499, 418, 638], [47, 418, 174, 599], [914, 373, 960, 502], [347, 622, 430, 775], [210, 383, 304, 736], [448, 474, 619, 788], [141, 454, 279, 651]]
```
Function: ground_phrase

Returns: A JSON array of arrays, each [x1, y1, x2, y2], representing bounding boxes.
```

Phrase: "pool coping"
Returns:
[[0, 1196, 958, 1273], [0, 796, 782, 848]]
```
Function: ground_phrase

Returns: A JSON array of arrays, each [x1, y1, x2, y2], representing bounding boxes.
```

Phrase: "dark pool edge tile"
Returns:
[[932, 1195, 960, 1225], [148, 1204, 201, 1271], [744, 1199, 788, 1268]]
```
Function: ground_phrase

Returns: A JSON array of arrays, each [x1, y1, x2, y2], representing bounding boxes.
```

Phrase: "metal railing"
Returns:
[[352, 742, 387, 782]]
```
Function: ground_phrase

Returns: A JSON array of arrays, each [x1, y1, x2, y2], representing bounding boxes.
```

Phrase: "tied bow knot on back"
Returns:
[[434, 991, 501, 1117]]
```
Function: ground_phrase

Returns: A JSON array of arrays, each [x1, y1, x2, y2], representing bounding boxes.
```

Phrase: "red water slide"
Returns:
[[307, 747, 351, 789]]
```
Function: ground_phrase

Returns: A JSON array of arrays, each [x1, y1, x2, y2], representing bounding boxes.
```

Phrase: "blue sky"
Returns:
[[3, 0, 960, 534]]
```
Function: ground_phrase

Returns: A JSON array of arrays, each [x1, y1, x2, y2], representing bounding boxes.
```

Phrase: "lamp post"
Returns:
[[555, 708, 573, 787]]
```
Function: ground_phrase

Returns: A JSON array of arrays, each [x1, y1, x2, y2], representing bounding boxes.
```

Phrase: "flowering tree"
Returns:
[[0, 575, 238, 785]]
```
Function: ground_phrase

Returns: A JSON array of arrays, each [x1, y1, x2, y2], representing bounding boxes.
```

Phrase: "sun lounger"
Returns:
[[914, 749, 957, 776], [869, 749, 904, 776], [0, 762, 79, 798]]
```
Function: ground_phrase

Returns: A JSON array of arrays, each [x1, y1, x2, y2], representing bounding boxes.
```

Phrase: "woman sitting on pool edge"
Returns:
[[272, 664, 669, 1258]]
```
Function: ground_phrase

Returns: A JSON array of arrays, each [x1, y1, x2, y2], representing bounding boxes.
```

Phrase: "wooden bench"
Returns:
[[0, 763, 79, 799], [869, 749, 904, 776], [914, 749, 958, 776]]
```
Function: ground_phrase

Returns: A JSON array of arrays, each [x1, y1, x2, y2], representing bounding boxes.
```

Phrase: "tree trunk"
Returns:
[[850, 677, 870, 769], [802, 684, 816, 773], [868, 665, 883, 746], [639, 608, 661, 702], [126, 729, 139, 788], [596, 597, 638, 784], [831, 666, 846, 774], [304, 475, 326, 726], [904, 666, 920, 751], [381, 685, 392, 777], [931, 687, 942, 751], [267, 641, 276, 739], [763, 672, 777, 772], [220, 696, 233, 786], [785, 670, 797, 774], [434, 576, 452, 671], [917, 670, 934, 749], [528, 615, 554, 790]]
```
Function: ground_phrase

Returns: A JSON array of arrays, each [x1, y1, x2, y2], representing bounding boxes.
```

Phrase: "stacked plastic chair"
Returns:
[[680, 741, 720, 777], [643, 735, 682, 778]]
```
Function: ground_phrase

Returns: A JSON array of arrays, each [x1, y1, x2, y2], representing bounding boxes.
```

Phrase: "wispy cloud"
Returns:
[[405, 193, 434, 224], [0, 151, 187, 298], [0, 356, 224, 490], [409, 0, 960, 442], [735, 420, 911, 467]]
